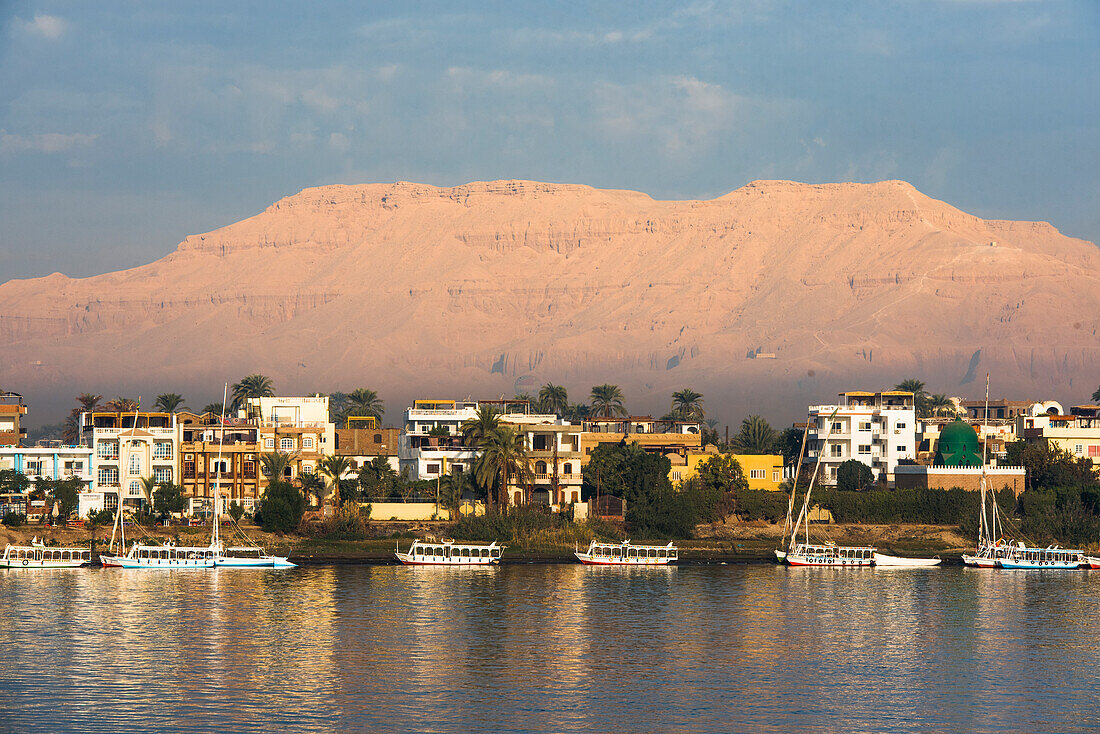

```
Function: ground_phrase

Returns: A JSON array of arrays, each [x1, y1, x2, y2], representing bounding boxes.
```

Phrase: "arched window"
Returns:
[[128, 453, 141, 475]]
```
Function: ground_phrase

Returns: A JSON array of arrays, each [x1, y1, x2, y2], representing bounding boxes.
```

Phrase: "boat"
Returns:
[[996, 543, 1083, 569], [100, 541, 217, 569], [575, 539, 677, 565], [1081, 554, 1100, 570], [786, 542, 876, 567], [1, 537, 91, 568], [872, 552, 942, 567], [395, 537, 503, 565]]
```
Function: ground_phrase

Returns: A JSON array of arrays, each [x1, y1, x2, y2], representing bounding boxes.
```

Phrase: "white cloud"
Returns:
[[16, 14, 67, 39], [0, 131, 96, 154]]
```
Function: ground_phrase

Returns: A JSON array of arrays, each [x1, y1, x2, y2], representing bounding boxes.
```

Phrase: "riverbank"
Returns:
[[0, 519, 970, 565]]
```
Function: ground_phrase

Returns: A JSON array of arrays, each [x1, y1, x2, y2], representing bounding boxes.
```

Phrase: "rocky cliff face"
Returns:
[[2, 179, 1097, 421]]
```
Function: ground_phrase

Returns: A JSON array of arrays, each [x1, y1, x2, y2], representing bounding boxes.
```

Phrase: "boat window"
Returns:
[[612, 547, 621, 557], [669, 549, 677, 559], [627, 548, 637, 558], [658, 549, 666, 558], [491, 548, 500, 558], [462, 548, 470, 557], [434, 547, 443, 557]]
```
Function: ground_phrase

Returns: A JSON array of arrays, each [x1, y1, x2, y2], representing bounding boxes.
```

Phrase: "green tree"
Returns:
[[152, 482, 187, 518], [730, 415, 779, 454], [778, 426, 806, 468], [473, 425, 532, 508], [928, 393, 956, 417], [341, 388, 384, 424], [51, 477, 82, 521], [461, 405, 501, 447], [231, 373, 275, 410], [0, 468, 31, 496], [836, 459, 874, 491], [154, 393, 186, 412], [538, 383, 569, 417], [259, 451, 294, 482], [686, 454, 748, 523], [564, 403, 591, 423], [227, 501, 246, 523], [105, 397, 140, 412], [439, 470, 477, 514], [670, 388, 705, 421], [1093, 385, 1100, 403], [63, 393, 102, 444], [895, 378, 930, 418], [319, 455, 353, 506], [582, 443, 692, 537], [1005, 441, 1098, 491], [589, 384, 627, 418], [358, 457, 399, 501], [201, 402, 225, 416], [298, 472, 327, 507], [258, 480, 305, 533]]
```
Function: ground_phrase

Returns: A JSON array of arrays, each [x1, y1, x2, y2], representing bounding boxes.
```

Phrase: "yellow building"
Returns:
[[668, 450, 784, 491]]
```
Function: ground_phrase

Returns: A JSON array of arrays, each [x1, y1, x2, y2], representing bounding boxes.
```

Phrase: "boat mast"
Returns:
[[780, 418, 811, 550], [212, 383, 228, 550], [790, 408, 839, 552], [109, 404, 141, 553], [979, 373, 993, 545]]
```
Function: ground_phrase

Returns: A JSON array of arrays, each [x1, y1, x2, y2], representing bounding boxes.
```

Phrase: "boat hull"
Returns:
[[575, 553, 673, 566], [961, 554, 998, 568], [395, 553, 498, 566], [215, 556, 296, 568], [995, 559, 1082, 569], [873, 553, 942, 567], [99, 555, 214, 569], [786, 556, 874, 567], [1084, 556, 1100, 570], [0, 559, 89, 569]]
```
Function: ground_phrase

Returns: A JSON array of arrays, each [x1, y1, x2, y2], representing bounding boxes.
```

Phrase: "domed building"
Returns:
[[932, 418, 983, 467]]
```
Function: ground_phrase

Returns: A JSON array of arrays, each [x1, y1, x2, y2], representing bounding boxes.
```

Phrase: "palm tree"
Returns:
[[341, 388, 384, 424], [358, 456, 398, 501], [461, 405, 501, 447], [231, 374, 275, 410], [671, 388, 705, 421], [154, 393, 185, 413], [77, 393, 103, 412], [259, 451, 294, 484], [928, 393, 956, 417], [1092, 385, 1100, 403], [105, 397, 139, 412], [473, 426, 532, 509], [297, 472, 327, 508], [201, 403, 224, 416], [538, 383, 569, 417], [440, 470, 476, 514], [319, 455, 353, 507], [895, 378, 930, 418], [589, 384, 627, 418], [140, 476, 158, 507], [730, 415, 779, 454], [564, 403, 591, 423]]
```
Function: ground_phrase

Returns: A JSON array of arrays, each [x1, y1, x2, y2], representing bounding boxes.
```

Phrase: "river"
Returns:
[[1, 564, 1098, 733]]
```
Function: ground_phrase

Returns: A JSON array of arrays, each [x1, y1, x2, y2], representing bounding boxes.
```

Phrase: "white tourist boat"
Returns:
[[575, 539, 677, 565], [786, 542, 875, 567], [995, 544, 1083, 569], [100, 541, 217, 569], [1, 537, 91, 568], [395, 538, 503, 565]]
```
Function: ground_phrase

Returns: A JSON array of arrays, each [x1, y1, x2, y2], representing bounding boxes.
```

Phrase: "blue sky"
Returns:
[[1, 1, 1097, 280]]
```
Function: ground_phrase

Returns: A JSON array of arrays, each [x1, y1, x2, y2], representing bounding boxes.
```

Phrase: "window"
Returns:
[[897, 446, 907, 453], [563, 463, 573, 475], [1089, 446, 1100, 458], [154, 467, 172, 484], [533, 435, 550, 450], [749, 469, 766, 479], [374, 434, 382, 442], [128, 454, 142, 475], [97, 441, 118, 459], [427, 463, 440, 474], [264, 438, 275, 449], [535, 461, 547, 474], [279, 437, 294, 451], [65, 461, 84, 475], [212, 460, 228, 474], [302, 436, 314, 449], [896, 422, 906, 429], [672, 471, 682, 481], [858, 445, 871, 455], [26, 461, 43, 476], [184, 460, 196, 478], [859, 422, 872, 431], [830, 444, 843, 457], [243, 461, 256, 479], [104, 493, 118, 511], [1075, 444, 1084, 456], [301, 464, 313, 474], [153, 441, 172, 459], [772, 471, 781, 482], [129, 480, 143, 497], [832, 422, 843, 431], [452, 464, 464, 473]]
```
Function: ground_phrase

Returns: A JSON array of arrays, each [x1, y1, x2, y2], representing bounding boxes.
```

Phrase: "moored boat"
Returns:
[[1082, 555, 1100, 570], [575, 540, 677, 565], [995, 544, 1083, 569], [873, 552, 941, 567], [1, 538, 91, 568], [216, 546, 296, 568], [100, 541, 216, 569], [396, 538, 503, 565], [786, 542, 875, 567]]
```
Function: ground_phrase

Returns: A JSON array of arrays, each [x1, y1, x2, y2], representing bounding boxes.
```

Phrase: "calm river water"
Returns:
[[1, 564, 1099, 733]]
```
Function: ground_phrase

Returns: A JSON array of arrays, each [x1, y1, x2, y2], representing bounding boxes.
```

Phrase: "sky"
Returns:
[[0, 1, 1097, 281]]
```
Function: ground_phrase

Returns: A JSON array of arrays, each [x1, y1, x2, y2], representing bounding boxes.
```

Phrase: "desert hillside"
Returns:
[[2, 179, 1098, 422]]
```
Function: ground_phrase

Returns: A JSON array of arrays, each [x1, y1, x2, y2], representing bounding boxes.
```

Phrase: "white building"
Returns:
[[399, 399, 483, 480], [80, 411, 179, 510], [0, 444, 96, 516], [244, 396, 335, 481], [805, 391, 917, 486]]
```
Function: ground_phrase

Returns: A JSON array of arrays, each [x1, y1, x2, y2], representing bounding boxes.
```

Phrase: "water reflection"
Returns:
[[2, 566, 1100, 733]]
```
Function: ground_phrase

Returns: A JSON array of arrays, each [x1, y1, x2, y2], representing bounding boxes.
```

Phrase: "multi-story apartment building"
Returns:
[[178, 411, 262, 516], [245, 396, 334, 482], [1018, 405, 1100, 468], [505, 419, 584, 508], [580, 416, 703, 461], [963, 399, 1034, 423], [399, 399, 482, 480], [80, 411, 179, 510], [805, 391, 916, 486], [0, 391, 28, 446]]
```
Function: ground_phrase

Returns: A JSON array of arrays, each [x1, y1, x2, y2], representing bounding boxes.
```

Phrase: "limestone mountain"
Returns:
[[2, 179, 1097, 422]]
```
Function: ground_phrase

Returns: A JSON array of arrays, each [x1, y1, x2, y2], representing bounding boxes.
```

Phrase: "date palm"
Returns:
[[201, 403, 224, 416], [259, 451, 295, 485], [297, 472, 327, 507], [77, 393, 103, 412], [341, 388, 384, 424], [155, 393, 185, 413], [1092, 385, 1100, 403], [731, 415, 779, 454], [231, 373, 275, 410], [589, 384, 627, 418], [473, 425, 532, 509], [105, 396, 140, 412], [461, 405, 501, 447], [538, 383, 569, 417], [928, 393, 955, 417], [319, 455, 353, 507], [895, 378, 930, 418], [671, 388, 705, 421]]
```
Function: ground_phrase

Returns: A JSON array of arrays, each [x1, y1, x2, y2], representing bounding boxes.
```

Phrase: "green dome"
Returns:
[[933, 418, 982, 467]]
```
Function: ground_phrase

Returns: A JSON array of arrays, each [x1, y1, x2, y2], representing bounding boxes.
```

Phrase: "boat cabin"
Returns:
[[409, 541, 501, 560]]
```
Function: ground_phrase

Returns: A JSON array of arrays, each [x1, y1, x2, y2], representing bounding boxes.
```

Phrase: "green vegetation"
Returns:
[[451, 506, 625, 550], [257, 480, 306, 533], [338, 388, 384, 423], [231, 373, 275, 410], [729, 415, 779, 454], [836, 459, 874, 491], [2, 513, 26, 527], [589, 384, 627, 418], [669, 388, 705, 421], [227, 502, 246, 523], [154, 393, 186, 412], [538, 383, 569, 417], [152, 482, 188, 518], [104, 397, 139, 412]]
